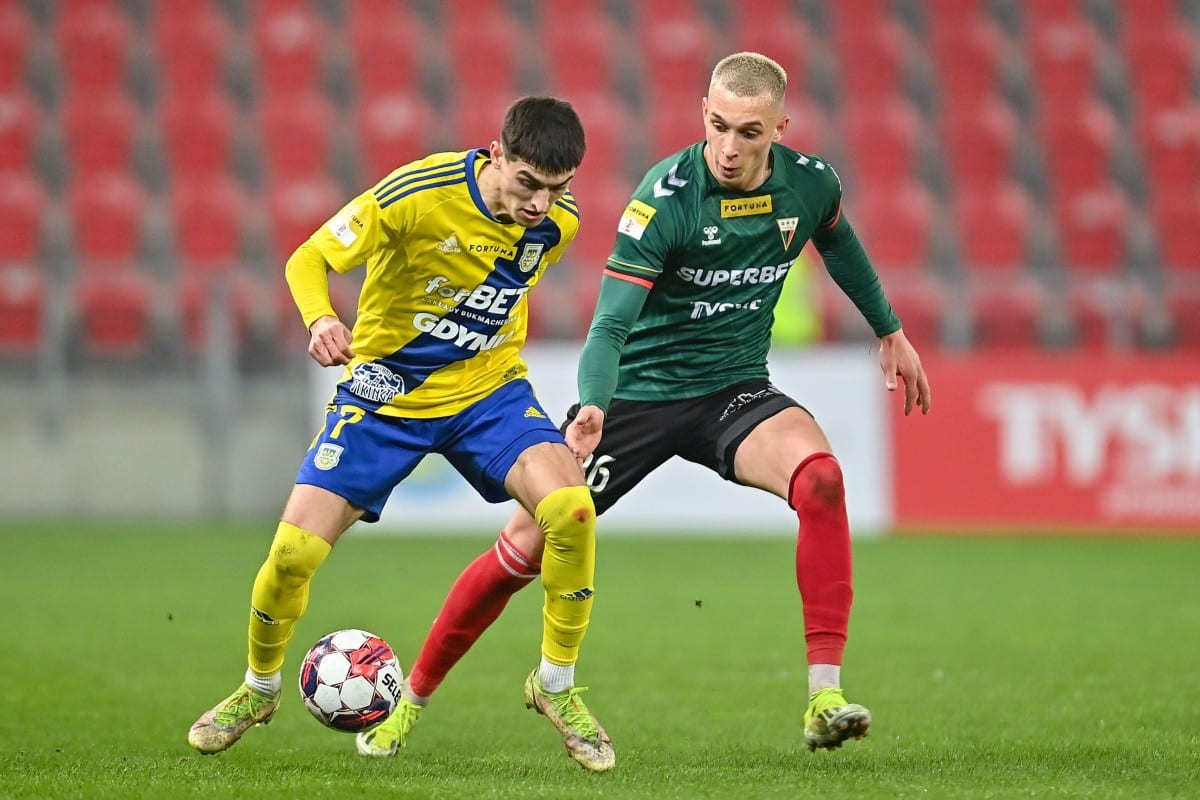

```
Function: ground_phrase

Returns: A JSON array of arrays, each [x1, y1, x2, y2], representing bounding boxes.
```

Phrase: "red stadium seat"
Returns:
[[567, 92, 632, 178], [634, 1, 718, 112], [1151, 188, 1200, 274], [257, 88, 335, 181], [646, 92, 705, 157], [0, 170, 47, 262], [925, 0, 991, 26], [61, 88, 142, 177], [169, 173, 250, 272], [153, 1, 231, 95], [1052, 181, 1132, 276], [930, 15, 1010, 106], [159, 89, 238, 180], [265, 173, 342, 263], [444, 2, 523, 109], [832, 17, 915, 102], [848, 179, 938, 275], [0, 89, 40, 173], [355, 91, 435, 183], [787, 98, 833, 159], [56, 3, 133, 93], [1038, 97, 1119, 195], [69, 170, 147, 264], [841, 95, 924, 188], [253, 2, 325, 96], [1119, 0, 1188, 39], [564, 171, 631, 268], [1164, 290, 1200, 348], [1123, 25, 1196, 115], [940, 94, 1020, 192], [1022, 0, 1085, 25], [1025, 17, 1102, 107], [954, 180, 1037, 275], [968, 283, 1047, 350], [1136, 102, 1200, 201], [178, 269, 266, 355], [0, 263, 42, 354], [453, 91, 517, 152], [345, 7, 424, 97], [543, 2, 622, 96], [0, 3, 34, 89], [73, 264, 157, 358]]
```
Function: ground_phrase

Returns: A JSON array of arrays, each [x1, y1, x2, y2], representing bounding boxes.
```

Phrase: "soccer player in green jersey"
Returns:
[[186, 97, 614, 772], [365, 52, 932, 757]]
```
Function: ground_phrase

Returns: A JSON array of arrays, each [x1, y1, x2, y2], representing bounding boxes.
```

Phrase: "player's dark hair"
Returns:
[[500, 96, 586, 175]]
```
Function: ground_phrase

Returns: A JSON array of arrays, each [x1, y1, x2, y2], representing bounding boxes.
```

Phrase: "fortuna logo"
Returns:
[[523, 406, 546, 418], [436, 235, 461, 253], [777, 217, 799, 250], [701, 225, 722, 246], [653, 163, 688, 197]]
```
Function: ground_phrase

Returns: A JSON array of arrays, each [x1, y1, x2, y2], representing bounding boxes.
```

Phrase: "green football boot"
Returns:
[[188, 682, 280, 754], [523, 669, 615, 772], [355, 697, 424, 757], [803, 687, 871, 751]]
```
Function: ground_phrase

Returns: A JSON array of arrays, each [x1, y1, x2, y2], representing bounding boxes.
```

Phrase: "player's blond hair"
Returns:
[[710, 52, 788, 105]]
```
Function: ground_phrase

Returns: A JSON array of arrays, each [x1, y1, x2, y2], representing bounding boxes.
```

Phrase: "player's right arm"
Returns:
[[285, 177, 406, 367]]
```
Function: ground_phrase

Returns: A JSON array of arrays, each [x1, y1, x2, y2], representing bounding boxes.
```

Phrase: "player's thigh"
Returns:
[[504, 440, 586, 514], [294, 389, 432, 528], [733, 406, 833, 500], [442, 379, 574, 510], [562, 398, 676, 515]]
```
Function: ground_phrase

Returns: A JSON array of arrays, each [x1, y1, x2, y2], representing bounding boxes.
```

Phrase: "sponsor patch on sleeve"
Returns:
[[328, 215, 357, 247], [617, 199, 656, 240]]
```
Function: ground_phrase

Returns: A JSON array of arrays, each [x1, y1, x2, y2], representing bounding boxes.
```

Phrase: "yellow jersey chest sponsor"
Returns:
[[721, 195, 773, 218]]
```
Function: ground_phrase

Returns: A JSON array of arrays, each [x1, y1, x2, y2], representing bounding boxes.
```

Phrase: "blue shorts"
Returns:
[[295, 379, 564, 522]]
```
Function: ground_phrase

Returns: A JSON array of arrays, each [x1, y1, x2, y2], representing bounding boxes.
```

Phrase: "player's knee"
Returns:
[[789, 453, 845, 511], [535, 485, 595, 545], [267, 522, 331, 585]]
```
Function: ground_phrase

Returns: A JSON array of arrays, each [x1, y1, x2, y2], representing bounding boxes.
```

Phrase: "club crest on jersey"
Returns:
[[313, 443, 344, 471], [517, 243, 544, 272], [777, 217, 799, 250], [721, 195, 773, 218], [349, 362, 405, 404]]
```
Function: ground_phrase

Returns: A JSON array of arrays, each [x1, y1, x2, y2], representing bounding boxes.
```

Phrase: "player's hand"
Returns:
[[308, 315, 354, 366], [565, 404, 606, 463], [879, 329, 931, 416]]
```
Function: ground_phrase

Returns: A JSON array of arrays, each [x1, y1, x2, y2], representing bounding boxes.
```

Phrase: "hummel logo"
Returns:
[[436, 235, 461, 253], [524, 406, 546, 418], [653, 163, 688, 197]]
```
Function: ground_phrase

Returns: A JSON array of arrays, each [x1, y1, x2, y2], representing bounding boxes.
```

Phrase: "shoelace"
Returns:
[[214, 687, 274, 727], [547, 686, 599, 740]]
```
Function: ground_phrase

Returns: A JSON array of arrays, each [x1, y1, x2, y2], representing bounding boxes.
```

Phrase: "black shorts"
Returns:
[[562, 380, 806, 515]]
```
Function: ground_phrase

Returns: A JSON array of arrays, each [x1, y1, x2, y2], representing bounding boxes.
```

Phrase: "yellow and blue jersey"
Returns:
[[307, 148, 580, 418]]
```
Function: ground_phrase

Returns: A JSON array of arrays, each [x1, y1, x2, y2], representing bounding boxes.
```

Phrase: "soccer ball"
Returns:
[[298, 628, 404, 733]]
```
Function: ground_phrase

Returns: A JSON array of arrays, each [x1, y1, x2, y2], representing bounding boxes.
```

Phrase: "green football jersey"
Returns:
[[601, 141, 845, 402]]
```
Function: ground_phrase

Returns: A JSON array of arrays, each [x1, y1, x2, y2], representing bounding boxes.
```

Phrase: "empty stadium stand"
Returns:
[[3, 0, 1198, 366]]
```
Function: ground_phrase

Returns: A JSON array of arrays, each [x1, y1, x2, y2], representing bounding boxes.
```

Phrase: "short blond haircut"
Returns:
[[710, 52, 788, 105]]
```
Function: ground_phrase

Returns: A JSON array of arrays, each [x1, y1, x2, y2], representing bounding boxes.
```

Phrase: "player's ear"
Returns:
[[774, 113, 790, 142], [489, 141, 503, 167]]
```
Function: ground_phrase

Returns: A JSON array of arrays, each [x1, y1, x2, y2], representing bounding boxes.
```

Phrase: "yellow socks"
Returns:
[[247, 522, 331, 676], [534, 485, 597, 668]]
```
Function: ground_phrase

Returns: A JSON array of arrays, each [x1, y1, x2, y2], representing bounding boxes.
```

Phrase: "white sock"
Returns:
[[245, 668, 282, 696], [401, 679, 429, 707], [808, 664, 841, 695], [538, 659, 575, 693]]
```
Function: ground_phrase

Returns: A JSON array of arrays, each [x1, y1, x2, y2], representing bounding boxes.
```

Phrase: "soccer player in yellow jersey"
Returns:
[[187, 97, 615, 772]]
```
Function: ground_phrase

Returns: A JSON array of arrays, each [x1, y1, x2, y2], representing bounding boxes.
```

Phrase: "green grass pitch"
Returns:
[[1, 521, 1197, 799]]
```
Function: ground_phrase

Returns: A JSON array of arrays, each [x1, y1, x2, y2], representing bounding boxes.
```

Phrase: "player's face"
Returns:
[[487, 144, 575, 228], [702, 84, 789, 191]]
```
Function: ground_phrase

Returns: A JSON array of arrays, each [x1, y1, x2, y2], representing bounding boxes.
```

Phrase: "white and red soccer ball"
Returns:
[[298, 628, 403, 733]]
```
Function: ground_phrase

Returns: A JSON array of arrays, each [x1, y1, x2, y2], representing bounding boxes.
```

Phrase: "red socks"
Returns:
[[407, 531, 540, 698], [788, 453, 853, 666]]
